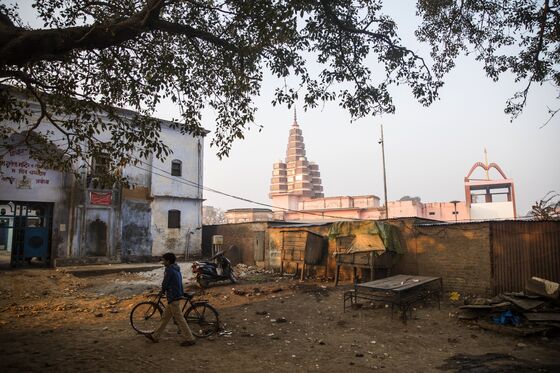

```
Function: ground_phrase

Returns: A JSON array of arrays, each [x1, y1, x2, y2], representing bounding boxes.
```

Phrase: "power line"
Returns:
[[129, 161, 366, 221]]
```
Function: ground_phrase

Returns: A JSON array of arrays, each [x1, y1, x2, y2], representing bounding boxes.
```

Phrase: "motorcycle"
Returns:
[[192, 250, 237, 288]]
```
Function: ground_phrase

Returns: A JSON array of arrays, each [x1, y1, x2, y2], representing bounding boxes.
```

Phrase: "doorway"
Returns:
[[0, 201, 53, 267]]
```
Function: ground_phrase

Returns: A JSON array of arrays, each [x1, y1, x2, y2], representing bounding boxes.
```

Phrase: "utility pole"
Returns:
[[379, 124, 389, 220]]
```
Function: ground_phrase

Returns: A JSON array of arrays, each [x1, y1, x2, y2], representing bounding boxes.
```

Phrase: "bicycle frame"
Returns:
[[149, 291, 206, 313]]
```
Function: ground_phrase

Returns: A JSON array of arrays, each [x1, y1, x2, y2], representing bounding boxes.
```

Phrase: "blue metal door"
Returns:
[[0, 201, 53, 267]]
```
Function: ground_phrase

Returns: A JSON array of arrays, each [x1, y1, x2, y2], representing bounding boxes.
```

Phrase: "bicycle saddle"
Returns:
[[184, 291, 196, 299]]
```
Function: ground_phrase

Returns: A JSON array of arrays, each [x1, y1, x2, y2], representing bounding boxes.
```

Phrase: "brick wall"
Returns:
[[205, 219, 494, 296], [394, 221, 493, 296]]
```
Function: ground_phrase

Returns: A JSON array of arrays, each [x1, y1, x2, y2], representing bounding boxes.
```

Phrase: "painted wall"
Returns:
[[0, 147, 71, 259], [151, 126, 203, 200], [470, 202, 515, 220], [225, 209, 274, 223], [121, 200, 152, 258], [2, 102, 204, 262], [422, 202, 469, 222], [150, 197, 202, 257]]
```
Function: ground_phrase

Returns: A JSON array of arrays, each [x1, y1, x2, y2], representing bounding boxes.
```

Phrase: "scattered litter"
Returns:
[[456, 277, 560, 336], [493, 310, 520, 326], [449, 292, 461, 302], [234, 264, 276, 280]]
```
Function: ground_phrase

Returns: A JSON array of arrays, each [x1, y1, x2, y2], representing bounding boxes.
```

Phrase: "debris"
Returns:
[[275, 317, 288, 323], [449, 292, 460, 302], [234, 264, 276, 280], [492, 310, 520, 326], [355, 353, 364, 357], [526, 277, 559, 300], [232, 288, 246, 296], [499, 294, 545, 311], [256, 311, 268, 316], [523, 312, 560, 322], [94, 313, 103, 317], [459, 302, 511, 310]]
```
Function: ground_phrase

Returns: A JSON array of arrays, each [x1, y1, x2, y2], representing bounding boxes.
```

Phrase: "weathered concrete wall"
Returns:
[[150, 126, 203, 200], [1, 101, 204, 263], [121, 200, 152, 258], [150, 197, 202, 257], [0, 147, 71, 261]]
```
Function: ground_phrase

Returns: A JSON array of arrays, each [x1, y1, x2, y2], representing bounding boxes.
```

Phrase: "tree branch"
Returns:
[[0, 0, 165, 66], [152, 19, 239, 52], [319, 0, 433, 81]]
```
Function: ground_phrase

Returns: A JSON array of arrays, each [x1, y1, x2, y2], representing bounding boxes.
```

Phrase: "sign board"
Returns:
[[90, 191, 112, 206]]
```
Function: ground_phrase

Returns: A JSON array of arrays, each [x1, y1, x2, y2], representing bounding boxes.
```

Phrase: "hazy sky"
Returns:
[[189, 3, 559, 216], [13, 1, 560, 216]]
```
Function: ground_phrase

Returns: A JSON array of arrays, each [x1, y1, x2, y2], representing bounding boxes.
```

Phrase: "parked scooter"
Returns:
[[192, 249, 237, 288]]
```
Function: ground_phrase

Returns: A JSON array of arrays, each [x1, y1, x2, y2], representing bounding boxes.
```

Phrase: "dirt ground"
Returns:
[[0, 265, 559, 373]]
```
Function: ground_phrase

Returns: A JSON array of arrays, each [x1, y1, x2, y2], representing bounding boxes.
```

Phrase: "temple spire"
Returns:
[[292, 107, 298, 127]]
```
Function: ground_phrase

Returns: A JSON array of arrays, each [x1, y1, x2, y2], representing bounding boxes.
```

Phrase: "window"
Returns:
[[93, 155, 110, 176], [171, 160, 182, 176], [428, 212, 435, 216], [168, 210, 181, 228]]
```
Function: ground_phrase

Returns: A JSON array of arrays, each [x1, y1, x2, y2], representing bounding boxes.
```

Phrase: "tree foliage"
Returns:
[[0, 0, 438, 174], [0, 1, 557, 176], [202, 205, 227, 225], [530, 191, 560, 220], [417, 0, 560, 123]]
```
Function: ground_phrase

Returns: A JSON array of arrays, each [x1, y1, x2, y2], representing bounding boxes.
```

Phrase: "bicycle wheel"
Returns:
[[184, 302, 220, 338], [130, 301, 163, 334]]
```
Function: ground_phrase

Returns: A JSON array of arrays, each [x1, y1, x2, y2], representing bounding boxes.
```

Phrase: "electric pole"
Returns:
[[379, 124, 389, 220]]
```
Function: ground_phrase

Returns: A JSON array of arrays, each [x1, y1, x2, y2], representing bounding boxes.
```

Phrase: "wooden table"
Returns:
[[343, 274, 442, 322]]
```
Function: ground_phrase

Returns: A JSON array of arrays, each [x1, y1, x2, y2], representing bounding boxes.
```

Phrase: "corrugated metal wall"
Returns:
[[491, 221, 560, 294]]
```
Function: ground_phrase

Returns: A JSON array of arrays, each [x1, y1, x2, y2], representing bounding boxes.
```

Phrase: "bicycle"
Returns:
[[130, 290, 220, 338]]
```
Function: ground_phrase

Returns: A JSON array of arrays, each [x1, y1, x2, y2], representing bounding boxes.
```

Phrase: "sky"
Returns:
[[13, 1, 560, 216], [189, 3, 559, 216]]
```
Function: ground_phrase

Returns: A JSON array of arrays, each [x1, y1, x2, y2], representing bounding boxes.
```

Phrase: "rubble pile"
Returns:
[[234, 264, 276, 279], [458, 277, 560, 336]]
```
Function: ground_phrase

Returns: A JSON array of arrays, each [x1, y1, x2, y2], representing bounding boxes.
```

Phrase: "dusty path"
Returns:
[[0, 267, 559, 372]]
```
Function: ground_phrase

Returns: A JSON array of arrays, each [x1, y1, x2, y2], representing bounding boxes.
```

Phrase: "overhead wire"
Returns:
[[129, 160, 366, 221]]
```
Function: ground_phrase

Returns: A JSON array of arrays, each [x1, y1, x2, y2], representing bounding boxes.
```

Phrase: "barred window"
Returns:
[[168, 210, 181, 228], [171, 160, 182, 176]]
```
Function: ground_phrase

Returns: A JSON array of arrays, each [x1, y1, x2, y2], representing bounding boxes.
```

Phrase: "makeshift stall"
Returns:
[[330, 221, 403, 285], [280, 229, 326, 280]]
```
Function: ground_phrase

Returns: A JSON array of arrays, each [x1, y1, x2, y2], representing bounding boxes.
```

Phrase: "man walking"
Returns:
[[146, 252, 196, 346]]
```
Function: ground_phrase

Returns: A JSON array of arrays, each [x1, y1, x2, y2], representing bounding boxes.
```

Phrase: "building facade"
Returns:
[[0, 100, 204, 266], [262, 115, 517, 223], [225, 208, 274, 224]]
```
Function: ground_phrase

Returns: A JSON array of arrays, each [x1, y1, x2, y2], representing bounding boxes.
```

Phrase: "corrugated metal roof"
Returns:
[[415, 217, 541, 227]]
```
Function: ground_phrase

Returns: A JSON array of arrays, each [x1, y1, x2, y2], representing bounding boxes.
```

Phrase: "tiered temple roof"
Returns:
[[269, 111, 323, 199]]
